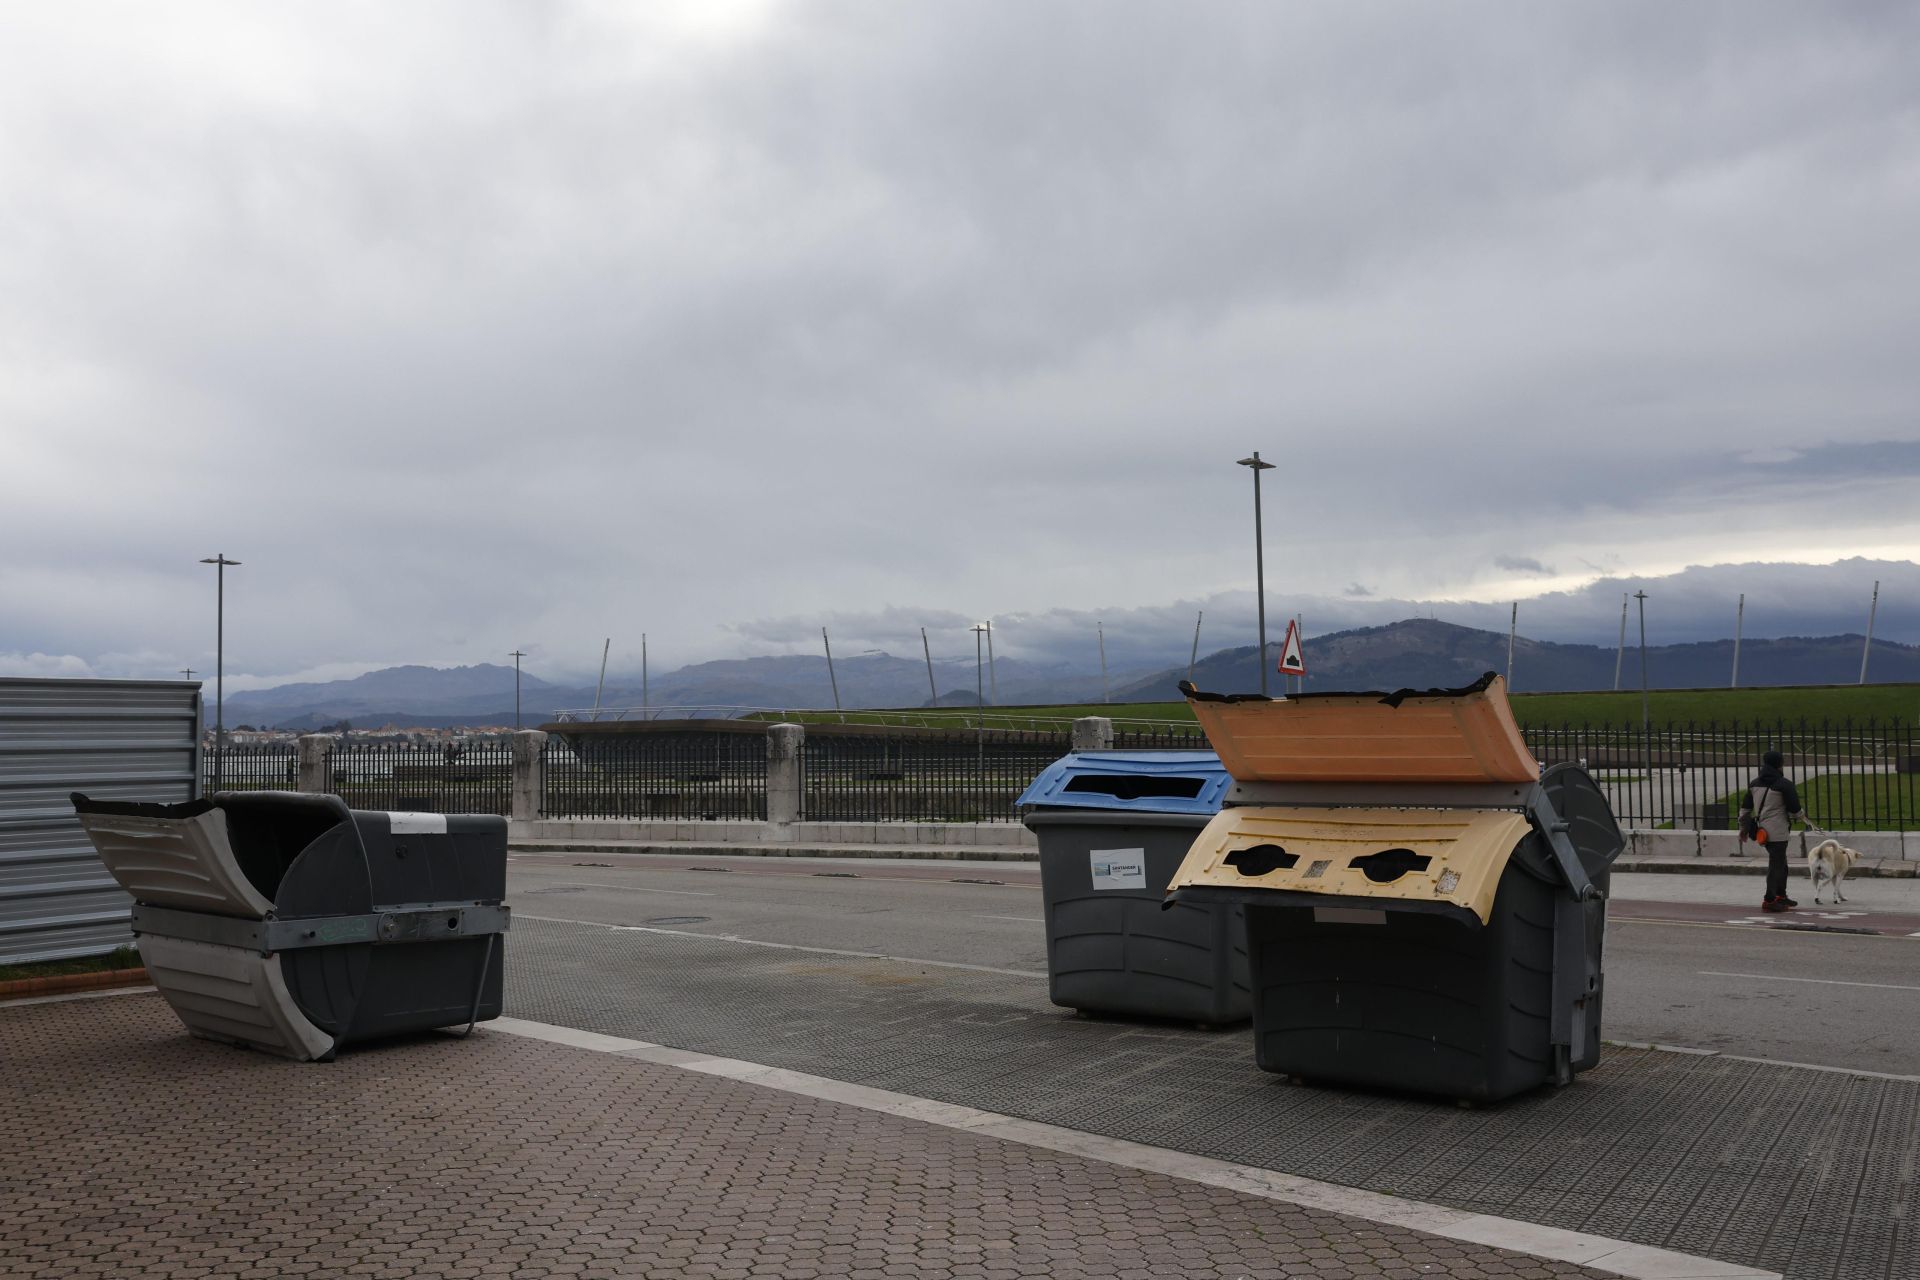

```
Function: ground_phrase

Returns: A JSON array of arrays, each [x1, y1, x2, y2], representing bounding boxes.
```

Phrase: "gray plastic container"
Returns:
[[72, 790, 509, 1061], [1026, 810, 1249, 1024]]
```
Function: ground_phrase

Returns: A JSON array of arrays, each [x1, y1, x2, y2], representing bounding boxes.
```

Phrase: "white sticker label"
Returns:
[[1090, 848, 1147, 891], [387, 812, 448, 835]]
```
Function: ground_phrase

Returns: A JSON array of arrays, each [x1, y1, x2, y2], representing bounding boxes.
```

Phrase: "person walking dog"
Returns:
[[1740, 749, 1805, 913]]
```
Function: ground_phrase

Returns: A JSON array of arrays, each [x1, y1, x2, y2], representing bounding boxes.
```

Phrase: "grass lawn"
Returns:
[[1714, 773, 1920, 832], [0, 944, 141, 985], [779, 684, 1920, 732]]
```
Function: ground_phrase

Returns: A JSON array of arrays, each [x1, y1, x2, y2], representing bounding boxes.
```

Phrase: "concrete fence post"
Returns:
[[296, 735, 334, 793], [511, 730, 548, 824], [766, 723, 805, 828], [1071, 717, 1114, 752]]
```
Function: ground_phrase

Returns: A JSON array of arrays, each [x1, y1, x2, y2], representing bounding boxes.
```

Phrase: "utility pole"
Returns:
[[1634, 592, 1651, 726], [1188, 610, 1203, 684], [1861, 580, 1880, 684], [1731, 595, 1744, 688], [509, 649, 527, 729], [593, 638, 610, 715], [822, 627, 841, 712], [1097, 620, 1110, 704], [1237, 452, 1275, 694], [1507, 602, 1517, 689], [641, 634, 649, 719], [970, 623, 988, 715], [1613, 593, 1628, 691], [921, 627, 938, 706], [198, 554, 240, 792], [984, 620, 998, 706]]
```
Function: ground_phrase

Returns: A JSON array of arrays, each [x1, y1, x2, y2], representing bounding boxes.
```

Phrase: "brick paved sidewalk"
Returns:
[[0, 994, 1623, 1280]]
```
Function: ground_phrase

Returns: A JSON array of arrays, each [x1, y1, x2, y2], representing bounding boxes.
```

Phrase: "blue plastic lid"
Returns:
[[1015, 750, 1231, 815]]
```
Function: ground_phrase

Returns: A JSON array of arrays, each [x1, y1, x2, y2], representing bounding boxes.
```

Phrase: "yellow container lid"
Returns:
[[1181, 672, 1540, 785], [1168, 804, 1534, 924]]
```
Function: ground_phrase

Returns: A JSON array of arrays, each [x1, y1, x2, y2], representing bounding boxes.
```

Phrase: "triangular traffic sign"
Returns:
[[1277, 618, 1306, 676]]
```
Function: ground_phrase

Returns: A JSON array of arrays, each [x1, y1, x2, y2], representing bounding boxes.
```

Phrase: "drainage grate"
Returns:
[[644, 916, 711, 927]]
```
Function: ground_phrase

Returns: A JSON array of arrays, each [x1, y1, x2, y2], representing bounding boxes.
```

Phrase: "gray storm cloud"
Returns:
[[1, 2, 1916, 684]]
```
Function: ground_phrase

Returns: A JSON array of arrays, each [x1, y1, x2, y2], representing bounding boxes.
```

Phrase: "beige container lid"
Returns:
[[1168, 805, 1534, 924], [1182, 673, 1540, 785]]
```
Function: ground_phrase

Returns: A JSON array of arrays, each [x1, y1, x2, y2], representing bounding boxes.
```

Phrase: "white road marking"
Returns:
[[543, 882, 717, 897], [1698, 970, 1920, 993], [973, 914, 1044, 923], [490, 1016, 1780, 1280], [517, 913, 1047, 979]]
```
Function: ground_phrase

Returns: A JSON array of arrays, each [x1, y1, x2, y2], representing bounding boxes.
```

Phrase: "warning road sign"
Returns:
[[1278, 619, 1306, 676]]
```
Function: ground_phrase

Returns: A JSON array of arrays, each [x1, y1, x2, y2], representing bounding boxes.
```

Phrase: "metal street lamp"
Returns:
[[198, 555, 240, 793], [1236, 452, 1276, 694], [509, 650, 527, 729]]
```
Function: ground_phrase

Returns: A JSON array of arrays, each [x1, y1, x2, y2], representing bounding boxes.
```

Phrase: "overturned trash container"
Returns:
[[71, 790, 508, 1061], [1017, 750, 1247, 1024], [1166, 674, 1623, 1102]]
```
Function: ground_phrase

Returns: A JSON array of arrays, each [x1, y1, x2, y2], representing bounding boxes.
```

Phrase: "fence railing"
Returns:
[[545, 731, 766, 820], [205, 742, 513, 815], [1520, 720, 1917, 831], [801, 731, 1071, 823], [323, 742, 512, 815], [207, 718, 1918, 830]]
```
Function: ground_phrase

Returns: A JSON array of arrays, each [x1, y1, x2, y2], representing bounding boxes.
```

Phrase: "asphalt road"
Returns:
[[508, 851, 1920, 1079]]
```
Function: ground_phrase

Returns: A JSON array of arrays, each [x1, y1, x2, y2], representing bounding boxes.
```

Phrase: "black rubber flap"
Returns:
[[1180, 671, 1500, 708], [70, 792, 215, 820]]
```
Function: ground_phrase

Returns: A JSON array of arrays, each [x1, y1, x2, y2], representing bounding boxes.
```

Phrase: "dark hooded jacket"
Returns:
[[1741, 761, 1802, 839]]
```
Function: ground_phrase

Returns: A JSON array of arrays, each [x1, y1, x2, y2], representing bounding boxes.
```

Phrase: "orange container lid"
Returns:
[[1180, 671, 1540, 785]]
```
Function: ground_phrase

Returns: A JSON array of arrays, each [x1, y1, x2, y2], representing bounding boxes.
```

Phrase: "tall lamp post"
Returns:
[[1633, 590, 1651, 807], [1236, 453, 1276, 694], [509, 650, 527, 729], [198, 555, 240, 793]]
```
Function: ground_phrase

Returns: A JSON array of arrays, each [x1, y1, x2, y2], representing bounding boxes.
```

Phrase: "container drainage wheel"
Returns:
[[645, 916, 711, 926], [1224, 845, 1298, 876], [1349, 848, 1432, 883]]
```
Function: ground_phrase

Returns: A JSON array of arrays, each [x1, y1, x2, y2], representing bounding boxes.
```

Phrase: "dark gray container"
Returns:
[[1027, 810, 1249, 1024], [1174, 764, 1622, 1102], [71, 790, 508, 1061]]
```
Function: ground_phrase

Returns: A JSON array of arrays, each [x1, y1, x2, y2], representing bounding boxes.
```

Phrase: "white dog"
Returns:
[[1808, 838, 1861, 905]]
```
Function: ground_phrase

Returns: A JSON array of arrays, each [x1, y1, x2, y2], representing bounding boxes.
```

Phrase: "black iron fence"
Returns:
[[208, 719, 1918, 830], [204, 745, 297, 792], [324, 742, 512, 815], [1521, 720, 1917, 831], [545, 730, 766, 820], [802, 730, 1071, 823], [204, 741, 513, 815]]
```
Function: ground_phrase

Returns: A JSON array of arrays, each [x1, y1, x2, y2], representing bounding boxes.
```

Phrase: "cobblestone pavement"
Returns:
[[507, 915, 1916, 1280], [2, 993, 1627, 1280]]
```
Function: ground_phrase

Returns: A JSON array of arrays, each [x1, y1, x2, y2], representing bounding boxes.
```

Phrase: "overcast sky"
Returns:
[[3, 2, 1917, 690]]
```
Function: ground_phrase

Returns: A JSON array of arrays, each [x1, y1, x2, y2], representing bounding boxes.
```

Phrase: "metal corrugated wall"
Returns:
[[0, 678, 202, 964]]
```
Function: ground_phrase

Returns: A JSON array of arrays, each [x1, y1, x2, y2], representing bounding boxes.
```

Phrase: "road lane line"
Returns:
[[1697, 970, 1920, 992], [517, 913, 1047, 979], [489, 1016, 1780, 1280], [536, 882, 718, 897], [974, 914, 1044, 923]]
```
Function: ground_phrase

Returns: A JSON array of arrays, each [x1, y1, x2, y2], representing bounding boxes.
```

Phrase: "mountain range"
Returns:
[[223, 618, 1920, 728]]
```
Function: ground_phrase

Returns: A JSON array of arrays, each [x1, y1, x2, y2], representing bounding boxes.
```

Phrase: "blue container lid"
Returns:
[[1015, 750, 1231, 815]]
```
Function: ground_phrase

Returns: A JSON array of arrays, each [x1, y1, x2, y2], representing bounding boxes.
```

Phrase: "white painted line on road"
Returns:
[[544, 882, 718, 897], [517, 913, 1048, 979], [1698, 970, 1920, 993], [489, 1016, 1779, 1280], [973, 914, 1044, 923], [0, 984, 155, 1009], [1606, 1039, 1920, 1083]]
